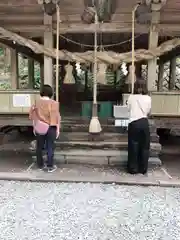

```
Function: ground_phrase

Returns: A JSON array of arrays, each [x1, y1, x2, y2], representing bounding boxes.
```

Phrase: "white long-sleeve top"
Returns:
[[127, 94, 151, 123]]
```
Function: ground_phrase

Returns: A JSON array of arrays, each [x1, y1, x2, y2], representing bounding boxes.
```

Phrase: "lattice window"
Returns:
[[0, 46, 11, 90], [175, 58, 180, 90], [141, 62, 170, 91], [141, 64, 147, 82], [160, 58, 180, 91], [18, 54, 28, 89], [141, 64, 159, 88], [162, 61, 170, 91]]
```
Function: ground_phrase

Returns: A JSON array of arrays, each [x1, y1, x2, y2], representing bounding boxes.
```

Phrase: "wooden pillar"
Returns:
[[28, 58, 34, 89], [4, 47, 11, 67], [135, 62, 142, 78], [44, 14, 53, 86], [157, 59, 164, 91], [147, 10, 160, 92], [40, 63, 44, 86], [10, 49, 18, 89], [169, 57, 176, 90]]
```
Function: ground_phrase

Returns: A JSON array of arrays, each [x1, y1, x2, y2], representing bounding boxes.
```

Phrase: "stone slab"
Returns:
[[57, 132, 159, 143], [55, 141, 162, 152], [31, 150, 162, 166], [65, 155, 108, 165], [0, 166, 179, 188]]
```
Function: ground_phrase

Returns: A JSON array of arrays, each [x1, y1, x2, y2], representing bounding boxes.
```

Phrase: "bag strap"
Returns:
[[136, 99, 146, 116]]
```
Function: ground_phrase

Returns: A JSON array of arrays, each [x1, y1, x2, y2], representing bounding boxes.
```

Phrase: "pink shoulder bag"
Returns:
[[33, 119, 49, 135]]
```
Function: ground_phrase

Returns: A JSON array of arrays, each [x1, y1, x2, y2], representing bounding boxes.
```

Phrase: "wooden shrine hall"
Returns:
[[0, 0, 179, 136]]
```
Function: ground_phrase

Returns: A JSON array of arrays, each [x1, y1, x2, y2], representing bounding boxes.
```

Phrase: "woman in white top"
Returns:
[[127, 83, 151, 175]]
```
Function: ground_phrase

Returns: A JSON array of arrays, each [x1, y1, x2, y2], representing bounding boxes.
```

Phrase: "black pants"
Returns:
[[127, 118, 150, 174], [36, 126, 56, 168]]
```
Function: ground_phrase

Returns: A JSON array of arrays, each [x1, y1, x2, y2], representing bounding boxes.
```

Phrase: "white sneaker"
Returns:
[[47, 165, 57, 173]]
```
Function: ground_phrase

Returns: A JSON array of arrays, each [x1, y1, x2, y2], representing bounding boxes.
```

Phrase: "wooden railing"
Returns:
[[123, 92, 180, 117], [151, 91, 180, 116], [0, 90, 179, 117]]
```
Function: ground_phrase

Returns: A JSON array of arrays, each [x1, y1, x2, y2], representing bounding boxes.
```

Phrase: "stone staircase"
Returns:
[[54, 123, 161, 166], [29, 117, 161, 167]]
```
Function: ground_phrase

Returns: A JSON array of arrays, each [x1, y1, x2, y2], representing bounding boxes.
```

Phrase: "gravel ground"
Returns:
[[0, 181, 180, 240]]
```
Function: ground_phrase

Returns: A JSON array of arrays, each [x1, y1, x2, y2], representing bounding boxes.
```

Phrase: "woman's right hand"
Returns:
[[56, 128, 60, 139]]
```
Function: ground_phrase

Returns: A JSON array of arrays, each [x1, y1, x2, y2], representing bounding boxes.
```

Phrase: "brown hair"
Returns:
[[40, 84, 53, 98]]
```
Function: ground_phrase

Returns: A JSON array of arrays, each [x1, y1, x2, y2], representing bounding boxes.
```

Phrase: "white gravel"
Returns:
[[0, 181, 180, 240]]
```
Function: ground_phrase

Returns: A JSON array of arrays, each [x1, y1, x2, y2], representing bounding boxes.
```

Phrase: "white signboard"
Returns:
[[13, 94, 31, 107], [113, 105, 129, 118], [115, 119, 129, 127]]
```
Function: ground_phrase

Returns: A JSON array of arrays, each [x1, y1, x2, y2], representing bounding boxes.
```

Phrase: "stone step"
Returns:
[[61, 125, 122, 133], [61, 122, 154, 133], [0, 141, 161, 167], [58, 132, 126, 142], [61, 117, 113, 124], [58, 132, 159, 143], [61, 126, 156, 134], [32, 149, 162, 166], [60, 117, 155, 127], [55, 141, 161, 157]]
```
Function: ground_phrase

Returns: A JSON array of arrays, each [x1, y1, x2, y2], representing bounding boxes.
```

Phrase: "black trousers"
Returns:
[[127, 118, 150, 174], [36, 126, 56, 168]]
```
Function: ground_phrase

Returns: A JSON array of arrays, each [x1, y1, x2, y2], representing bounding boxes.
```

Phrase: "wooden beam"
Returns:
[[0, 7, 42, 14], [40, 63, 44, 85], [147, 10, 160, 92], [0, 13, 82, 22], [0, 0, 36, 5], [0, 14, 43, 21], [157, 59, 164, 91], [10, 49, 18, 89], [1, 23, 147, 34], [28, 58, 34, 89], [1, 23, 180, 35], [43, 13, 53, 86]]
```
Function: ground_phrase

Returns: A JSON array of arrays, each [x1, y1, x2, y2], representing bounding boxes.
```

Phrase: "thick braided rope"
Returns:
[[0, 26, 179, 64]]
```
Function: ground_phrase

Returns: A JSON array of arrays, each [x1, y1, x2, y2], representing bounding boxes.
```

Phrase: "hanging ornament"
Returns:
[[75, 63, 81, 75], [96, 63, 107, 85], [121, 63, 128, 76], [63, 63, 75, 84]]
